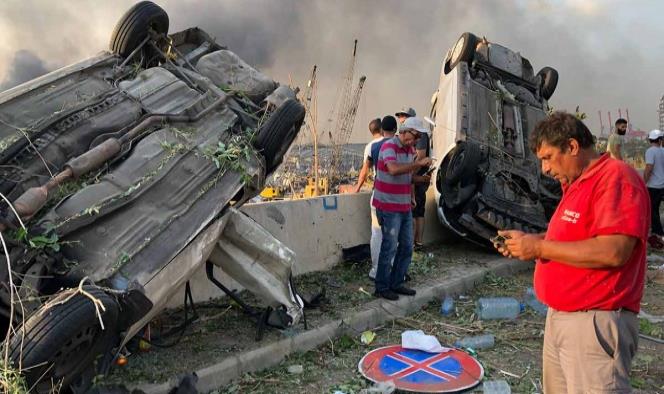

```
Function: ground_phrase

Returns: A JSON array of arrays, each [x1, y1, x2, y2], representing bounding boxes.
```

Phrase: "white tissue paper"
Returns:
[[401, 330, 452, 353]]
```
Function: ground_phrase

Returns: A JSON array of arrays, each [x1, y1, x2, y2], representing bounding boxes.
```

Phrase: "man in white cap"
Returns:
[[402, 117, 433, 249], [395, 107, 416, 124], [644, 129, 664, 248]]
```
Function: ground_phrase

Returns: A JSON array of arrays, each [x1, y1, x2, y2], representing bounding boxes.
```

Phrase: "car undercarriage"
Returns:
[[431, 32, 562, 244], [0, 2, 307, 392]]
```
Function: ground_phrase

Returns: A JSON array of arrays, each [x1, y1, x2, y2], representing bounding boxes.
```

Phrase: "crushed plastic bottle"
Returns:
[[482, 379, 511, 393], [524, 287, 548, 316], [454, 334, 495, 350], [440, 296, 454, 316], [476, 297, 523, 320]]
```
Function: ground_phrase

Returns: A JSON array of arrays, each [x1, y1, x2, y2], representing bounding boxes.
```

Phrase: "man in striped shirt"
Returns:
[[373, 118, 432, 300]]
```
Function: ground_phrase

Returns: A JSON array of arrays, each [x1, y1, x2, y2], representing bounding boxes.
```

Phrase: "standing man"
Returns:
[[354, 118, 383, 193], [403, 117, 433, 249], [644, 129, 664, 249], [365, 116, 399, 279], [354, 118, 386, 279], [607, 118, 628, 160], [395, 107, 416, 124], [496, 112, 649, 393], [373, 121, 431, 300]]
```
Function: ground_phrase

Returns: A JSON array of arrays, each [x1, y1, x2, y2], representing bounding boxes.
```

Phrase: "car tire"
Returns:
[[445, 141, 481, 184], [444, 32, 477, 74], [254, 99, 306, 174], [109, 1, 169, 57], [9, 285, 119, 392], [537, 66, 558, 100]]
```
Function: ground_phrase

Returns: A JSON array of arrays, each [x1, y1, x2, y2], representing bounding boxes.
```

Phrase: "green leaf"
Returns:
[[16, 227, 27, 241]]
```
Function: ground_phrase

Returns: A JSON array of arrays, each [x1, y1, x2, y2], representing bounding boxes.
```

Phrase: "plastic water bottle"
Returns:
[[440, 296, 454, 316], [524, 287, 548, 316], [454, 334, 495, 350], [483, 380, 511, 393], [476, 297, 523, 320]]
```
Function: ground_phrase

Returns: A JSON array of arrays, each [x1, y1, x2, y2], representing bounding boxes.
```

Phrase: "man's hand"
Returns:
[[416, 157, 433, 168], [412, 174, 432, 185], [496, 230, 543, 261]]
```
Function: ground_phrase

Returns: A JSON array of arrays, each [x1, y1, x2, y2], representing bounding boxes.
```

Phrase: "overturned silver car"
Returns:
[[430, 32, 561, 244], [0, 2, 305, 392]]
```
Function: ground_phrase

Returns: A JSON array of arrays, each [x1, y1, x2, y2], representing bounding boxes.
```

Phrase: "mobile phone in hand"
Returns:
[[490, 234, 510, 249]]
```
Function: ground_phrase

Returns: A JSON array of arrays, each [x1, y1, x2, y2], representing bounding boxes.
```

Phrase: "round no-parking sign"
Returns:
[[358, 345, 483, 393]]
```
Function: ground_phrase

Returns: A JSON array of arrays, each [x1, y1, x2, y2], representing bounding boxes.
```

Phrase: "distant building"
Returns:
[[626, 129, 647, 141]]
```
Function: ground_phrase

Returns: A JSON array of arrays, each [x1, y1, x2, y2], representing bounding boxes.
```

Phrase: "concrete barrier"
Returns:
[[168, 193, 372, 306], [168, 190, 450, 307]]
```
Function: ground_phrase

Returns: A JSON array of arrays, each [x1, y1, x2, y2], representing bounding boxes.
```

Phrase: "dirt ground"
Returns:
[[215, 268, 664, 394]]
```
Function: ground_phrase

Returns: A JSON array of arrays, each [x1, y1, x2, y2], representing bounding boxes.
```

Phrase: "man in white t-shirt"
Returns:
[[644, 129, 664, 247], [607, 118, 627, 160], [354, 118, 383, 193], [354, 118, 386, 278]]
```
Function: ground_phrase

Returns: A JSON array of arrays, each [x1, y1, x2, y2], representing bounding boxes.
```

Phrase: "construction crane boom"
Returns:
[[324, 39, 358, 142], [337, 76, 367, 147]]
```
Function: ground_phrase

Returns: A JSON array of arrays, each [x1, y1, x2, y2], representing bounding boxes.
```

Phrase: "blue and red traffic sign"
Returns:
[[358, 345, 483, 393]]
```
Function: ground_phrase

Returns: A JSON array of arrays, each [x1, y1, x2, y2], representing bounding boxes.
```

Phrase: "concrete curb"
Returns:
[[134, 258, 531, 393]]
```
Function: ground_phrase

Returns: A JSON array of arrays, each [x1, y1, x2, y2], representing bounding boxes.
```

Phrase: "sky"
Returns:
[[0, 0, 662, 143]]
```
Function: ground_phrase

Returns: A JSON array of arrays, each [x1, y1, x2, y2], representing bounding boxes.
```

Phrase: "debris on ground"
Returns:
[[639, 310, 664, 324], [440, 295, 454, 316], [454, 334, 495, 350], [482, 379, 512, 394], [476, 297, 522, 320], [523, 287, 548, 316], [287, 365, 304, 374], [401, 329, 450, 353], [358, 381, 395, 394], [217, 269, 664, 393], [360, 331, 376, 346]]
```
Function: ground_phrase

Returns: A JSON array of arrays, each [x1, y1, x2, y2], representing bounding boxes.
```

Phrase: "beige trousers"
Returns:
[[543, 308, 638, 394]]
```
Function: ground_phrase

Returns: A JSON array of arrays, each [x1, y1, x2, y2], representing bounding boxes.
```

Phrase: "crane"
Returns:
[[325, 39, 367, 187], [329, 75, 366, 183], [301, 65, 321, 196], [323, 40, 358, 145]]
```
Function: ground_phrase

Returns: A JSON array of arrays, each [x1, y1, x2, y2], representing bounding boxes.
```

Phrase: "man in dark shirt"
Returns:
[[405, 117, 432, 249]]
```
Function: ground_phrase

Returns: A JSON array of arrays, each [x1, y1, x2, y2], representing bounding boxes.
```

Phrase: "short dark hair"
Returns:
[[530, 111, 595, 154], [615, 118, 627, 126], [369, 118, 381, 134], [381, 116, 397, 133]]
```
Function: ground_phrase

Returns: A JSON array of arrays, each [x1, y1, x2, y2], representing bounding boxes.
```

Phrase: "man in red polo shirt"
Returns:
[[496, 112, 649, 393]]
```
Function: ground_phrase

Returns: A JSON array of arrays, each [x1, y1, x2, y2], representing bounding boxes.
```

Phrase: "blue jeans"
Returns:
[[375, 209, 413, 292]]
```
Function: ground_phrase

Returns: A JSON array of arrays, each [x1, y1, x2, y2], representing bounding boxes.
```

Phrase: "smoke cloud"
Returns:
[[0, 0, 662, 141], [0, 50, 50, 91]]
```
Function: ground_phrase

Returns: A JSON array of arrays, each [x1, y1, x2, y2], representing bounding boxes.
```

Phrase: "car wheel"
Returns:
[[254, 99, 306, 174], [109, 1, 169, 57], [9, 285, 119, 393], [445, 141, 481, 184], [444, 32, 477, 74], [537, 66, 558, 100]]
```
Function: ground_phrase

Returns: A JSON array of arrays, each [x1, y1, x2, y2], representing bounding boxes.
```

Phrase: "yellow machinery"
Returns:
[[260, 186, 284, 200], [303, 177, 328, 198]]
